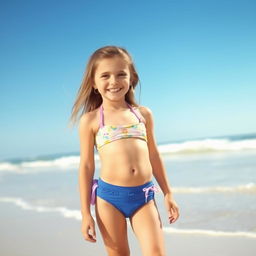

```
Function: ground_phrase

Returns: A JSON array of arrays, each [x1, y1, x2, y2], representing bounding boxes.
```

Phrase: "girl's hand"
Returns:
[[164, 193, 180, 224], [81, 214, 96, 242]]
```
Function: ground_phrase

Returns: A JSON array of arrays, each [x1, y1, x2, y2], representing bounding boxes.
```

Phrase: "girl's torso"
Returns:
[[91, 102, 153, 186]]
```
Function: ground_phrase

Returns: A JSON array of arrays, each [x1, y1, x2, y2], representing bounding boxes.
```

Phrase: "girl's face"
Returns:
[[93, 56, 131, 102]]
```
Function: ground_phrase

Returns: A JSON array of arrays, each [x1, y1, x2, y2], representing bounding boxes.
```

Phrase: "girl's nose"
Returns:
[[109, 75, 117, 85]]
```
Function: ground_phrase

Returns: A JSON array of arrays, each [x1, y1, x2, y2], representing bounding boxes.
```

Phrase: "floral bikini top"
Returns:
[[95, 102, 148, 150]]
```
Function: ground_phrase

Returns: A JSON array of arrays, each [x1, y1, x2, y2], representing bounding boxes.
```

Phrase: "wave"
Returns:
[[158, 138, 256, 155], [0, 137, 255, 173], [0, 196, 82, 221], [0, 156, 79, 173], [0, 155, 101, 173], [163, 227, 256, 238], [171, 183, 256, 194], [1, 196, 255, 239]]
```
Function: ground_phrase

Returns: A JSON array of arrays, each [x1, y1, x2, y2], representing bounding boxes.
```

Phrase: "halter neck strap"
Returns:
[[126, 103, 142, 122], [99, 104, 104, 128], [99, 102, 142, 128]]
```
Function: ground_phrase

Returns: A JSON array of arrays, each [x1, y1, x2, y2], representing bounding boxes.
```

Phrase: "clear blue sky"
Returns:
[[1, 0, 255, 160]]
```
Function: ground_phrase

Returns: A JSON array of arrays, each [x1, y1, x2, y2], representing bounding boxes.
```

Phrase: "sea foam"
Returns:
[[1, 196, 255, 239], [158, 138, 256, 154], [1, 137, 256, 173], [172, 183, 256, 194]]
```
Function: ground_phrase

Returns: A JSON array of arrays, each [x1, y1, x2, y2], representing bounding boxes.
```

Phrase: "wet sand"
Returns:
[[1, 203, 256, 256]]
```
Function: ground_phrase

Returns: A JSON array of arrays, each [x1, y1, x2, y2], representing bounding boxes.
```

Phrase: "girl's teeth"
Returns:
[[108, 88, 121, 92]]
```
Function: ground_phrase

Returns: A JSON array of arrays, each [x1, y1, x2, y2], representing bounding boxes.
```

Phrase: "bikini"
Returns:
[[91, 102, 158, 218], [95, 102, 148, 150]]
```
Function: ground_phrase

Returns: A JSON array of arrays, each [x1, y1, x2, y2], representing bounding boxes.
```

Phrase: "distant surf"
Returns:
[[172, 183, 256, 194], [1, 133, 255, 173], [158, 136, 256, 155]]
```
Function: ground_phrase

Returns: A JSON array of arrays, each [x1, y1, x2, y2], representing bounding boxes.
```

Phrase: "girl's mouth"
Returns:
[[107, 88, 122, 93]]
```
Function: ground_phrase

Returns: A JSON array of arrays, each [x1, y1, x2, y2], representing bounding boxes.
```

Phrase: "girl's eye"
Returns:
[[101, 73, 126, 78]]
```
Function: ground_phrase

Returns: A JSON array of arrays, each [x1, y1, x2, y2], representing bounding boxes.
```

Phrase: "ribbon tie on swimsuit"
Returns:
[[90, 179, 99, 205], [143, 185, 158, 203]]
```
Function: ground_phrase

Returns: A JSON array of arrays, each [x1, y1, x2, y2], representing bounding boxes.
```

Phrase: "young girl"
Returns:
[[70, 45, 179, 256]]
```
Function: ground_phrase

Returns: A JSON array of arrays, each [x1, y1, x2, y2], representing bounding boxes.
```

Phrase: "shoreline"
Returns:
[[1, 203, 256, 256]]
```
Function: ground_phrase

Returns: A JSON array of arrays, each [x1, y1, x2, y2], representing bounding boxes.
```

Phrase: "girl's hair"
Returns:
[[68, 45, 141, 127]]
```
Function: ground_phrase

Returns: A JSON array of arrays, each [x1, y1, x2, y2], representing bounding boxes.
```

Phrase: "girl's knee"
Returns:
[[106, 246, 130, 256], [145, 251, 165, 256], [142, 244, 165, 256]]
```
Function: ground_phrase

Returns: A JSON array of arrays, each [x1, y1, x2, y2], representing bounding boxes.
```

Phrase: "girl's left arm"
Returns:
[[140, 106, 180, 223]]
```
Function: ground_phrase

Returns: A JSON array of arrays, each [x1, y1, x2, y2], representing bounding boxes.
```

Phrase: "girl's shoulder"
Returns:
[[79, 107, 100, 135], [136, 105, 153, 116], [134, 105, 154, 123]]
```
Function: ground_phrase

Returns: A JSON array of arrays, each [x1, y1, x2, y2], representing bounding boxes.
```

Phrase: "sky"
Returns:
[[0, 0, 256, 160]]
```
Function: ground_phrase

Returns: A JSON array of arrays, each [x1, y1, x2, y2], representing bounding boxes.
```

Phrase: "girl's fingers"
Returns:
[[83, 225, 96, 243], [169, 206, 176, 216], [90, 224, 96, 239], [168, 213, 175, 223], [169, 215, 177, 223], [85, 233, 96, 242], [168, 206, 180, 223], [88, 225, 96, 242], [88, 234, 96, 242], [83, 231, 94, 242], [172, 205, 179, 216]]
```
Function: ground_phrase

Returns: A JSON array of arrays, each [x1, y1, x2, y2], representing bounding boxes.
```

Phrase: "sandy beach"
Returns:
[[1, 203, 256, 256]]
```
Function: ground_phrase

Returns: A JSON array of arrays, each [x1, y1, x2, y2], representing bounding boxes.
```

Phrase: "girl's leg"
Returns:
[[95, 196, 130, 256], [130, 200, 165, 256]]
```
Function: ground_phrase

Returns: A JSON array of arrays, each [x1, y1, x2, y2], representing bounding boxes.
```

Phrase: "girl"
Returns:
[[70, 45, 179, 256]]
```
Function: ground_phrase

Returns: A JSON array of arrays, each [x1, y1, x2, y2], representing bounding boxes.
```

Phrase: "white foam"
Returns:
[[1, 138, 256, 173], [163, 227, 256, 238], [21, 156, 80, 168], [1, 196, 255, 239], [159, 138, 256, 154], [0, 162, 20, 172], [0, 154, 100, 173], [0, 197, 82, 220], [172, 183, 256, 194], [0, 158, 79, 173]]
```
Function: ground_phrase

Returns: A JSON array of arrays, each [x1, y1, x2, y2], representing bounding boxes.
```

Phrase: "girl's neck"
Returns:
[[102, 100, 129, 112]]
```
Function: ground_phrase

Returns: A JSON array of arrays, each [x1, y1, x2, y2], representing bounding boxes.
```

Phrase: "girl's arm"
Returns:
[[141, 106, 172, 195], [78, 112, 97, 241], [79, 112, 95, 216], [141, 106, 179, 223]]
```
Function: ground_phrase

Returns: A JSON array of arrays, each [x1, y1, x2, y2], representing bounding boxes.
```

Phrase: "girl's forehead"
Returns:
[[95, 56, 129, 73]]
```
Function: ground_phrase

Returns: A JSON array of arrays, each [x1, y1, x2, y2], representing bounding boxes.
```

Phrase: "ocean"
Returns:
[[1, 133, 256, 239]]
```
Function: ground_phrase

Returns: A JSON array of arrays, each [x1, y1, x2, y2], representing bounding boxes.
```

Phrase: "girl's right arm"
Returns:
[[78, 112, 96, 242]]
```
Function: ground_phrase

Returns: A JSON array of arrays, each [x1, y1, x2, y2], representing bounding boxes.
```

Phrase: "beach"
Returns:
[[1, 202, 256, 256], [1, 134, 256, 255]]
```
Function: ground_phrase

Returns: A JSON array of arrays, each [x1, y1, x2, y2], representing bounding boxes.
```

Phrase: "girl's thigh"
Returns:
[[95, 196, 130, 256], [130, 199, 166, 256]]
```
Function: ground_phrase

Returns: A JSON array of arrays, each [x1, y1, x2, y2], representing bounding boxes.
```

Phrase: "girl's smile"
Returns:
[[107, 88, 122, 93], [94, 56, 131, 99]]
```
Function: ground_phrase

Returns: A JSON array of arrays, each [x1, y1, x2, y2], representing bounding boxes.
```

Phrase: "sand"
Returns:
[[1, 203, 256, 256]]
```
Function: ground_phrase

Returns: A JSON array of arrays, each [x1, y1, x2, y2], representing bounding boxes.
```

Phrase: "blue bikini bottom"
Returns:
[[91, 178, 158, 218]]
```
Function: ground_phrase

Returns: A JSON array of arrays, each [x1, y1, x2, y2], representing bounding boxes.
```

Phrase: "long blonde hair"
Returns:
[[68, 45, 141, 128]]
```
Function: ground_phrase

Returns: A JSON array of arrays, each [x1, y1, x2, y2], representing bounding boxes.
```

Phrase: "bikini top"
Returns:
[[95, 103, 148, 150]]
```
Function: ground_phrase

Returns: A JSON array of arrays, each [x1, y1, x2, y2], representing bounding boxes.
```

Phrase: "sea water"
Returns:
[[0, 133, 256, 239]]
